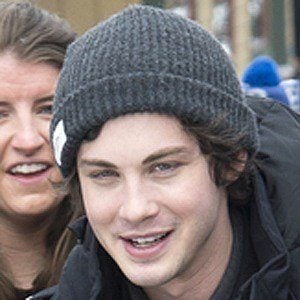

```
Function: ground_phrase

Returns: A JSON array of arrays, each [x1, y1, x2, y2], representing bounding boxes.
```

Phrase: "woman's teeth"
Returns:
[[10, 163, 48, 174]]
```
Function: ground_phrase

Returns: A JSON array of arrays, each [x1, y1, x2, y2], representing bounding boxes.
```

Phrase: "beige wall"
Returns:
[[230, 0, 251, 75], [194, 0, 213, 33], [29, 0, 139, 34]]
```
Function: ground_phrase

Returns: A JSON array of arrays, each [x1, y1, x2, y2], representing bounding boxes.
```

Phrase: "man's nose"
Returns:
[[118, 179, 159, 224]]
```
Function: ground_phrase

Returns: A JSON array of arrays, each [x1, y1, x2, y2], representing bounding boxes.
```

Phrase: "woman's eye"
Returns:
[[0, 111, 9, 119], [37, 104, 53, 115]]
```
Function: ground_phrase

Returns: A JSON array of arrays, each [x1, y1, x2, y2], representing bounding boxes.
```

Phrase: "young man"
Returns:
[[39, 5, 299, 299]]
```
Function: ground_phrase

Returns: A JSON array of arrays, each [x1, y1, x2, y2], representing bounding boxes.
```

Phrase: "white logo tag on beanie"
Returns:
[[52, 120, 67, 166]]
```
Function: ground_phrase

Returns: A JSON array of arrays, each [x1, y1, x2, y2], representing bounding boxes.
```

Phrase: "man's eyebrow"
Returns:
[[79, 147, 190, 169], [78, 159, 117, 169], [142, 147, 190, 165]]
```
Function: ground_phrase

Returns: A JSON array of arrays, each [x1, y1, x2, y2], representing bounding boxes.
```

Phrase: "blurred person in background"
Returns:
[[280, 78, 300, 112], [241, 55, 290, 106], [0, 2, 81, 299]]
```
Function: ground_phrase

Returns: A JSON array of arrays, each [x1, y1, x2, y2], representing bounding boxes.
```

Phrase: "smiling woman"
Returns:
[[0, 54, 61, 217], [0, 2, 81, 299]]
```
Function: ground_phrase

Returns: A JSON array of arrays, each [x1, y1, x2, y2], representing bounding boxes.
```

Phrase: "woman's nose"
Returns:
[[11, 118, 44, 156]]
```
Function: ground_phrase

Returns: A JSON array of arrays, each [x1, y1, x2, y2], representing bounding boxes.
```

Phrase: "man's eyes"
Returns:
[[88, 169, 119, 180], [86, 161, 184, 182], [150, 161, 182, 175]]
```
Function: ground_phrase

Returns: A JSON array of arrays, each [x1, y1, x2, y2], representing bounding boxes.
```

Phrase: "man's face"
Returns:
[[78, 113, 231, 289], [0, 53, 63, 222]]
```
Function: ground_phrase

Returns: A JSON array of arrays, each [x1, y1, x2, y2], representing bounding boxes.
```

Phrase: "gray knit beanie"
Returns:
[[51, 4, 258, 177]]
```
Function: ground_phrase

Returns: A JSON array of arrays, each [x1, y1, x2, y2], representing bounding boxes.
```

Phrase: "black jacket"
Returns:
[[30, 97, 300, 300]]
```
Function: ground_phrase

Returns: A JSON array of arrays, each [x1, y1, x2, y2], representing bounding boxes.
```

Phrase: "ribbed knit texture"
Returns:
[[51, 5, 258, 177]]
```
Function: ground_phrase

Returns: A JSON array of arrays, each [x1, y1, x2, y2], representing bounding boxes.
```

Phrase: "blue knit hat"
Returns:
[[242, 56, 281, 87], [242, 55, 289, 105], [51, 5, 258, 177]]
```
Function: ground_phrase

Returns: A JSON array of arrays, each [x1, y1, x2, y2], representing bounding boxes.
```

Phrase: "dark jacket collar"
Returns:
[[236, 170, 290, 298], [68, 215, 88, 241]]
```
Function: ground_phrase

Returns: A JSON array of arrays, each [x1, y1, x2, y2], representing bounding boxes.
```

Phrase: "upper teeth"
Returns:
[[10, 163, 47, 174], [131, 233, 167, 245]]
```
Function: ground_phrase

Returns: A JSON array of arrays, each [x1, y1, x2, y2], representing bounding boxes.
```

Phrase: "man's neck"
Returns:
[[0, 214, 52, 289]]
